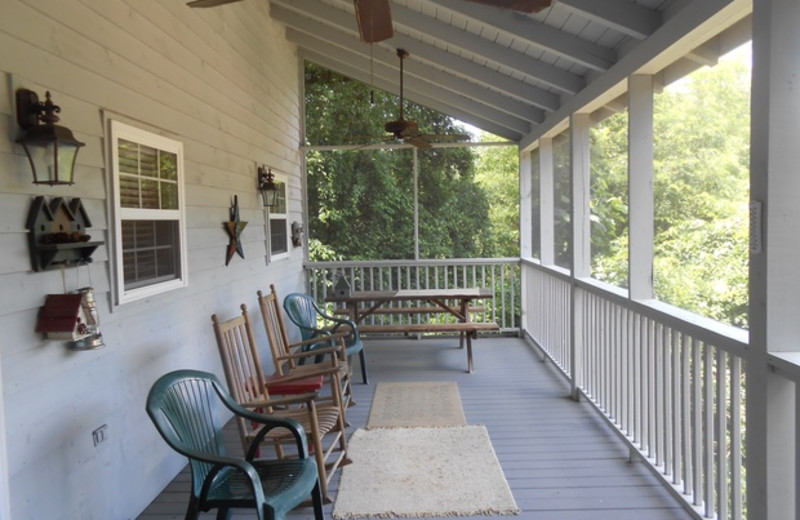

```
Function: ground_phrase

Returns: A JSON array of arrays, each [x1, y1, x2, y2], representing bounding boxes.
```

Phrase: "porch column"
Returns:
[[519, 150, 533, 259], [749, 0, 800, 518], [519, 150, 533, 334], [539, 137, 555, 266], [627, 74, 654, 300], [570, 113, 591, 398]]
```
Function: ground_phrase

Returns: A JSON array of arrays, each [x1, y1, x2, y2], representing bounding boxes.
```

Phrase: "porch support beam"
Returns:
[[627, 74, 654, 301], [519, 151, 533, 260], [570, 113, 591, 399], [749, 0, 800, 518]]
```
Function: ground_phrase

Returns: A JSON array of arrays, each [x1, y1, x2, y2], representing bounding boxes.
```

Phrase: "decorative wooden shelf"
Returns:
[[27, 196, 104, 272]]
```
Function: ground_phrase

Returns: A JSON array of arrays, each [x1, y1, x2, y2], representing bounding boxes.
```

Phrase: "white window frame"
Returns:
[[110, 120, 188, 304], [268, 173, 290, 261]]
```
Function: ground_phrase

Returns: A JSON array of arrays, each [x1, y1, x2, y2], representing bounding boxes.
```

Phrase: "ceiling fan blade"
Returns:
[[354, 0, 394, 43], [405, 137, 433, 149], [187, 0, 243, 7], [463, 0, 552, 13]]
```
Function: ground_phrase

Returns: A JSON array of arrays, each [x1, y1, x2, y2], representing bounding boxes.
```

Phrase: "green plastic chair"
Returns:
[[145, 369, 323, 520], [284, 291, 368, 384]]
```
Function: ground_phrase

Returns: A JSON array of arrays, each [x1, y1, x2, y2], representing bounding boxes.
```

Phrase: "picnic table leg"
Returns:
[[466, 330, 473, 373], [459, 298, 468, 349]]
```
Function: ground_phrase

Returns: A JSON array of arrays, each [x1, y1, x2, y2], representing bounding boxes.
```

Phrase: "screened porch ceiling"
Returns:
[[269, 0, 752, 145]]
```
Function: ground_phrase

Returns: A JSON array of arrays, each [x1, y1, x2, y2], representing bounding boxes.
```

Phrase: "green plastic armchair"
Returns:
[[145, 369, 323, 520], [284, 291, 368, 384]]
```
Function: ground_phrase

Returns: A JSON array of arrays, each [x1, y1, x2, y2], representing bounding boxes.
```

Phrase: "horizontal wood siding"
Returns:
[[0, 1, 306, 518]]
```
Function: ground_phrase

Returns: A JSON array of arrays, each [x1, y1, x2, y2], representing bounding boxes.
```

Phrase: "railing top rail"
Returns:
[[306, 258, 520, 269], [521, 259, 749, 357]]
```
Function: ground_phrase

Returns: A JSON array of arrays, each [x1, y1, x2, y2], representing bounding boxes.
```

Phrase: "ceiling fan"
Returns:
[[380, 48, 469, 149], [187, 1, 553, 43]]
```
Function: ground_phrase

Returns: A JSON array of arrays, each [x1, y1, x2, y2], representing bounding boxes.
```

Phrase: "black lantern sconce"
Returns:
[[257, 165, 279, 208], [15, 89, 85, 185]]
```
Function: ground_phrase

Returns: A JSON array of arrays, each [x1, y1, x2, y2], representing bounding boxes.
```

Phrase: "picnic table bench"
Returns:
[[325, 289, 499, 373]]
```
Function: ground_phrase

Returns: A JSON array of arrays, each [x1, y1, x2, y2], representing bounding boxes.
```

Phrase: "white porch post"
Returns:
[[519, 150, 533, 259], [539, 137, 555, 266], [570, 114, 591, 399], [749, 0, 800, 518], [519, 150, 533, 333], [627, 74, 655, 301]]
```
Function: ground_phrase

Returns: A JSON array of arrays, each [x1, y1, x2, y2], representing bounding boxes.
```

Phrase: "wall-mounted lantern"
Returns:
[[15, 89, 85, 185], [257, 165, 279, 208]]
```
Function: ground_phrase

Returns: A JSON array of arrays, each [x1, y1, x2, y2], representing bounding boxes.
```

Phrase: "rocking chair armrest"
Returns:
[[266, 365, 340, 384], [241, 392, 320, 409], [283, 344, 343, 365]]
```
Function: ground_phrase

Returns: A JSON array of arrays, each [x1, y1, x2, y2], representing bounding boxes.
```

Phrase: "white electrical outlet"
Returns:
[[92, 424, 108, 446]]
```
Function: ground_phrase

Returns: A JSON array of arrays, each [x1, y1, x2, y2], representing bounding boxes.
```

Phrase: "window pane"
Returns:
[[273, 181, 287, 214], [141, 179, 160, 209], [159, 151, 177, 181], [122, 219, 179, 290], [140, 145, 158, 177], [120, 176, 140, 208], [270, 219, 288, 255], [118, 140, 139, 174], [160, 182, 178, 210]]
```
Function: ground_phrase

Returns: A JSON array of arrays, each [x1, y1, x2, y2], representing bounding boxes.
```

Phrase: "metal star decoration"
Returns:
[[224, 195, 247, 265]]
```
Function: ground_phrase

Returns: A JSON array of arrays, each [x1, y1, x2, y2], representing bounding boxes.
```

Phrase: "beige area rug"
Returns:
[[366, 381, 467, 429], [333, 425, 519, 519]]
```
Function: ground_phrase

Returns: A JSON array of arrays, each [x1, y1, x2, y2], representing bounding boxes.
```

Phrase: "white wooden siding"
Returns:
[[0, 0, 306, 518]]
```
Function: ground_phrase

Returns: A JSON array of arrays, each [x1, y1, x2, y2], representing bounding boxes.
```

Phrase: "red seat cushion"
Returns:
[[265, 374, 324, 394]]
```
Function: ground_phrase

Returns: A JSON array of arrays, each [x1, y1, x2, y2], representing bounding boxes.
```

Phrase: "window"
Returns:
[[269, 174, 289, 260], [111, 121, 187, 304]]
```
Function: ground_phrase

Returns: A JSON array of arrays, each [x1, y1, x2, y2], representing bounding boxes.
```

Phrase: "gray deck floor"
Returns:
[[137, 336, 694, 520]]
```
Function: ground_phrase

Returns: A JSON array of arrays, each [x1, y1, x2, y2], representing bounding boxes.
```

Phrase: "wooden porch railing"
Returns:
[[306, 258, 750, 519], [304, 259, 520, 333], [522, 260, 748, 520]]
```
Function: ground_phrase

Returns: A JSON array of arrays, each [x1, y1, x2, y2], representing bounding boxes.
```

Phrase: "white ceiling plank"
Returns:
[[271, 0, 562, 111], [558, 0, 662, 40], [272, 5, 544, 122], [519, 0, 751, 149], [429, 0, 617, 71], [302, 49, 524, 140], [387, 2, 585, 94], [288, 29, 533, 135]]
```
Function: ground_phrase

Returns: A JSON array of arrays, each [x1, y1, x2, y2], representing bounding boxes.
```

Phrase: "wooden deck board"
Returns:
[[136, 336, 694, 520]]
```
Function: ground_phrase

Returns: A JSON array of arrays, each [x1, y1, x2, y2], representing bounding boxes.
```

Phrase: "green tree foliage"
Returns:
[[590, 111, 629, 287], [653, 53, 750, 328], [475, 138, 520, 257], [304, 61, 510, 261], [590, 48, 750, 327]]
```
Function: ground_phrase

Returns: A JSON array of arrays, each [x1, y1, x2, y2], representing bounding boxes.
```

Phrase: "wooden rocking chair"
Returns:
[[211, 304, 349, 503], [258, 284, 354, 410]]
